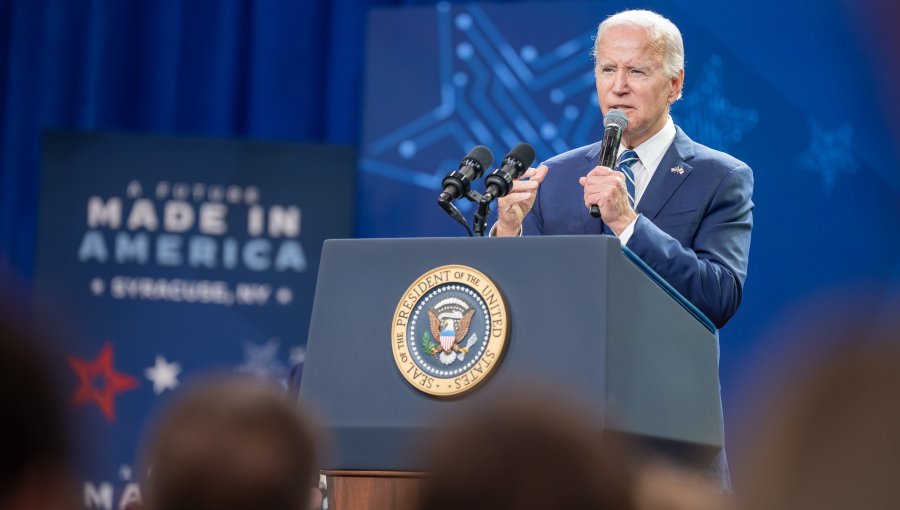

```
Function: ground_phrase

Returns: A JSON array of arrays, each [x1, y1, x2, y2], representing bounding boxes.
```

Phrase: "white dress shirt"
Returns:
[[617, 116, 676, 246]]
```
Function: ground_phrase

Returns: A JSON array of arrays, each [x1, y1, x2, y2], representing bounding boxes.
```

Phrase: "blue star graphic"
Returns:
[[361, 3, 601, 189], [235, 338, 288, 382], [672, 55, 759, 152], [796, 119, 856, 191]]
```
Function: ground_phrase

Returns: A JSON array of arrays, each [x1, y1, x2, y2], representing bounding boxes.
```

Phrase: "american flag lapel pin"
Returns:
[[670, 166, 684, 175]]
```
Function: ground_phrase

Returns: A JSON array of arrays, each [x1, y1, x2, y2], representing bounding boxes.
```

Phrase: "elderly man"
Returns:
[[495, 9, 753, 331]]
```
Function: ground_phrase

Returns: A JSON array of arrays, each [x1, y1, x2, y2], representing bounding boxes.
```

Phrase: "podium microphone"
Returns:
[[590, 109, 629, 218], [438, 145, 493, 204], [481, 143, 537, 204]]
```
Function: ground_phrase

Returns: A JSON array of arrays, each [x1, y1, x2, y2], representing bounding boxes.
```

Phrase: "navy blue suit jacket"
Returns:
[[524, 126, 754, 329]]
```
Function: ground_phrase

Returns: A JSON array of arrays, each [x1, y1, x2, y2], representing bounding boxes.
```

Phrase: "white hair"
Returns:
[[593, 10, 685, 99]]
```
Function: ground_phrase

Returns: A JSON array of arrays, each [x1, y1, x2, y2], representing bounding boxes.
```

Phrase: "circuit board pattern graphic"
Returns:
[[360, 3, 760, 194], [671, 55, 759, 152], [361, 2, 602, 192], [796, 118, 856, 191]]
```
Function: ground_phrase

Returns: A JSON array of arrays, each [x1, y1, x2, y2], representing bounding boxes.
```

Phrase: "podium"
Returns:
[[300, 236, 721, 509]]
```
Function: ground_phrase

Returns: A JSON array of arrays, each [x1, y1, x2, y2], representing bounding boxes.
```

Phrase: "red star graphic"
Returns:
[[68, 342, 139, 423]]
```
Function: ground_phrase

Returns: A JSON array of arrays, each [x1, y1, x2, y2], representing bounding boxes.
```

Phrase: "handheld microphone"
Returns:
[[481, 143, 537, 203], [438, 145, 493, 203], [590, 109, 629, 218]]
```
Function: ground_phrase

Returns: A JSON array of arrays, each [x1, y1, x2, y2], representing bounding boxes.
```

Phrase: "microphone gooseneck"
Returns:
[[437, 146, 493, 237], [474, 143, 537, 237]]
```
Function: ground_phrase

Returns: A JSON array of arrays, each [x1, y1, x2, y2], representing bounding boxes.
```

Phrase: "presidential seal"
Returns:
[[391, 265, 509, 397]]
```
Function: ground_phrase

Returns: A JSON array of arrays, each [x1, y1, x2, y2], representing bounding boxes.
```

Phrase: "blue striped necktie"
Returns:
[[617, 149, 639, 208]]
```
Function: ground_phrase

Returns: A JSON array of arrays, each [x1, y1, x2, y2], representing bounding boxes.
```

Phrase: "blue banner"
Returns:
[[34, 132, 353, 509]]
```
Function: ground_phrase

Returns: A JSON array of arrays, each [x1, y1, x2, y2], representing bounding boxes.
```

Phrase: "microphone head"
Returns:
[[504, 143, 536, 169], [464, 145, 494, 175], [603, 109, 629, 131], [442, 145, 494, 201], [483, 142, 537, 199]]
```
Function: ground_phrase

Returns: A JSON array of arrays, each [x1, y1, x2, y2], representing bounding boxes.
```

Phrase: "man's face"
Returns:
[[594, 26, 683, 148]]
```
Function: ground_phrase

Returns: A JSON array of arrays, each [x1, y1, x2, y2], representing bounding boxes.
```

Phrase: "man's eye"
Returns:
[[601, 67, 615, 74], [630, 69, 646, 76]]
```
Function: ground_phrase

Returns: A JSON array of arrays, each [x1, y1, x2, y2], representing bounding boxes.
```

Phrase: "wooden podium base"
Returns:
[[322, 470, 426, 510]]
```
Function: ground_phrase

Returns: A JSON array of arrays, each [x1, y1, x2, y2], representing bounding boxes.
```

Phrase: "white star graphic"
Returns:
[[145, 356, 182, 395]]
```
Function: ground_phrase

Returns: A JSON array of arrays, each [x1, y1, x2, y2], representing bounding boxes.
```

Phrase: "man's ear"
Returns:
[[669, 69, 685, 104]]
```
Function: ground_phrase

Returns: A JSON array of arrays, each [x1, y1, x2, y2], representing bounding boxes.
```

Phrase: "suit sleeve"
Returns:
[[626, 165, 754, 328]]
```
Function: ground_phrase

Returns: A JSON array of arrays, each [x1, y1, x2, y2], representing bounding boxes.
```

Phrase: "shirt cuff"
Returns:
[[489, 221, 522, 237], [618, 215, 639, 246]]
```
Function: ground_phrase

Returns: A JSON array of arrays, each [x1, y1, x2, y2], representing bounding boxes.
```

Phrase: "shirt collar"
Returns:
[[618, 116, 676, 173]]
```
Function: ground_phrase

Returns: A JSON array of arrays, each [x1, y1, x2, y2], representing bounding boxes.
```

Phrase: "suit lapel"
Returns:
[[637, 126, 696, 221]]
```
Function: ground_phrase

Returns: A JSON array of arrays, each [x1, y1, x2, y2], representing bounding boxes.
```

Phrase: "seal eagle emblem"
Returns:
[[392, 265, 509, 397], [427, 302, 476, 365]]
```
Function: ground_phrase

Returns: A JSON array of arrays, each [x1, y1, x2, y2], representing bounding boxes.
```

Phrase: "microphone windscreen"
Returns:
[[506, 143, 536, 168], [466, 145, 494, 170], [603, 109, 629, 130]]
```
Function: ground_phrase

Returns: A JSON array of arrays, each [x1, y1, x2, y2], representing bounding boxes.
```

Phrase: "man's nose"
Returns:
[[612, 70, 630, 94]]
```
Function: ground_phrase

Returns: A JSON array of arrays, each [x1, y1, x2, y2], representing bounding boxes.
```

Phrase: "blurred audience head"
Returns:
[[634, 459, 731, 510], [734, 297, 900, 510], [0, 315, 75, 510], [141, 375, 319, 510], [414, 387, 636, 510]]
